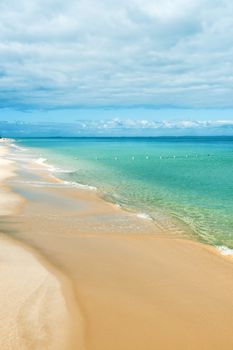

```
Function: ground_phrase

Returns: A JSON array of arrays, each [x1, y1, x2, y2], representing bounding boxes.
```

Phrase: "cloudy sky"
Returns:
[[0, 0, 233, 135]]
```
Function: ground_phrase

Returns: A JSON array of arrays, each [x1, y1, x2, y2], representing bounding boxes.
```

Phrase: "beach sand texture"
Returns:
[[0, 141, 84, 350], [0, 139, 233, 350]]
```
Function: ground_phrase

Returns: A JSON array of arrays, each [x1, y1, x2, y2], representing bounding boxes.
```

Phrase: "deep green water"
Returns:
[[16, 137, 233, 250]]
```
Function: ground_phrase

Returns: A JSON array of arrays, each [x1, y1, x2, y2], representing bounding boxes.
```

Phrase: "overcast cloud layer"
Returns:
[[0, 0, 233, 110]]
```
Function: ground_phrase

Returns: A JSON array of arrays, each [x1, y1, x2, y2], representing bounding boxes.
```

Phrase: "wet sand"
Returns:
[[1, 139, 233, 349]]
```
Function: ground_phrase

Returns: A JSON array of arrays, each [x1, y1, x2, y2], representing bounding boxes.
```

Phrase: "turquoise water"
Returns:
[[16, 137, 233, 249]]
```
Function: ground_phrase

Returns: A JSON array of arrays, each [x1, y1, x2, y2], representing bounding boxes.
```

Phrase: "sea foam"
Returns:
[[35, 157, 48, 166], [217, 246, 233, 256], [33, 157, 97, 191], [137, 212, 153, 221], [63, 181, 97, 191], [34, 157, 58, 172]]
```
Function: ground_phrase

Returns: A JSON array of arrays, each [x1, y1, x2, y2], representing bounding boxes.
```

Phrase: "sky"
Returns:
[[0, 0, 233, 136]]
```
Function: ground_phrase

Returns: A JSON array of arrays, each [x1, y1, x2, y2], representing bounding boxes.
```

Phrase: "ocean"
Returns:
[[15, 137, 233, 252]]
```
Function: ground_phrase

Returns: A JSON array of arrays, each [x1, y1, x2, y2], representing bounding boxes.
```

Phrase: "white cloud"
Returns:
[[74, 118, 233, 130], [0, 0, 233, 109], [1, 118, 233, 137]]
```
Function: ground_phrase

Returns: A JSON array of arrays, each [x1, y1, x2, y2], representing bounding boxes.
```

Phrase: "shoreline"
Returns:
[[10, 138, 233, 259], [1, 138, 233, 349]]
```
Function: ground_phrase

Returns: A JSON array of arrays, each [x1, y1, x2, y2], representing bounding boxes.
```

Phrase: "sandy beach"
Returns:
[[0, 141, 84, 350], [1, 139, 233, 350]]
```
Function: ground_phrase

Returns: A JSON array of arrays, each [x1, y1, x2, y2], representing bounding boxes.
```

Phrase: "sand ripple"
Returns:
[[0, 236, 84, 350]]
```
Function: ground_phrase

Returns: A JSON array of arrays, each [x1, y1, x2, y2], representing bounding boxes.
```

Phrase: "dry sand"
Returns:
[[0, 235, 84, 350], [0, 141, 84, 350], [1, 139, 233, 350], [0, 144, 23, 215]]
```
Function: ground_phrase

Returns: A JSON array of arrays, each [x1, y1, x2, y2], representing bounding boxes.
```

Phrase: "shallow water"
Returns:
[[15, 137, 233, 249]]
